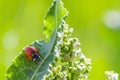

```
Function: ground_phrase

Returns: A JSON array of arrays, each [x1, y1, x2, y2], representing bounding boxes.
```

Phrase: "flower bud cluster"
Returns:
[[105, 71, 119, 80], [44, 22, 91, 80]]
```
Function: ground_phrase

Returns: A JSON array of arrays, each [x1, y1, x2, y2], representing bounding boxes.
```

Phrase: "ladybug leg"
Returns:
[[39, 54, 44, 60], [30, 61, 32, 67], [39, 56, 44, 60]]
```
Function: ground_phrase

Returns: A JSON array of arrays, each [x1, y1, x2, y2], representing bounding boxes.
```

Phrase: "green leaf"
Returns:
[[43, 0, 68, 39], [6, 32, 56, 80], [6, 0, 68, 80]]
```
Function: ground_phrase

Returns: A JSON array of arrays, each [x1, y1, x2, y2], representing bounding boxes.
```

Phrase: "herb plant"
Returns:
[[6, 0, 119, 80]]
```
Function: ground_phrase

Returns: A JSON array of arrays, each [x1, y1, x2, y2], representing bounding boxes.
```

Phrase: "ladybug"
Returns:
[[24, 46, 42, 62]]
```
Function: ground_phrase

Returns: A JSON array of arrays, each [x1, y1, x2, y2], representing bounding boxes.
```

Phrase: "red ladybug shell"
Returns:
[[24, 46, 39, 60]]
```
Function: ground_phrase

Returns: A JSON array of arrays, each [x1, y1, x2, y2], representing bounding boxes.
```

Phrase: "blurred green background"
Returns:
[[0, 0, 120, 80]]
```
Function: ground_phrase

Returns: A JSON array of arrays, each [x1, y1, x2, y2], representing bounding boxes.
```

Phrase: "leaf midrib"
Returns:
[[30, 31, 56, 80], [30, 0, 59, 80]]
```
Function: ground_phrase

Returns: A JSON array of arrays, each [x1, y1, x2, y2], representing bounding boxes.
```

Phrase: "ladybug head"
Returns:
[[32, 53, 40, 62]]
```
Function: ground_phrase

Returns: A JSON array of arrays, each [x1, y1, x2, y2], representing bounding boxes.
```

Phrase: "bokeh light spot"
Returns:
[[2, 30, 19, 50], [103, 10, 120, 29]]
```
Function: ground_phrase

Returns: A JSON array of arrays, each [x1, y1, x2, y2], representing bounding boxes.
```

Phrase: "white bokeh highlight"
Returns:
[[2, 31, 19, 50], [103, 10, 120, 29]]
